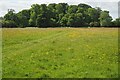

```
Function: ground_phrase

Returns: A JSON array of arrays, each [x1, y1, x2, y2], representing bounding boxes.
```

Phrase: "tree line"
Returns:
[[0, 3, 120, 28]]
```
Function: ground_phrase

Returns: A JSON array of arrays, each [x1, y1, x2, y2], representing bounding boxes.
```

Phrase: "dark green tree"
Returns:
[[68, 5, 78, 13], [4, 9, 18, 27], [113, 18, 120, 27], [99, 11, 113, 27], [78, 3, 92, 10], [60, 14, 69, 26], [17, 9, 30, 27], [2, 20, 17, 28], [67, 13, 83, 27], [55, 3, 68, 14], [29, 4, 41, 26]]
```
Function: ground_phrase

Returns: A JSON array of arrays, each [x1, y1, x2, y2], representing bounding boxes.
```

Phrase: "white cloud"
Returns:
[[0, 0, 119, 19]]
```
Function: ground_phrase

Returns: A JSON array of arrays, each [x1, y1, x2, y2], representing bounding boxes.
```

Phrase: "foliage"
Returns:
[[112, 17, 120, 27], [2, 20, 17, 28], [17, 10, 30, 27], [99, 11, 112, 27], [1, 3, 119, 27], [89, 22, 100, 27]]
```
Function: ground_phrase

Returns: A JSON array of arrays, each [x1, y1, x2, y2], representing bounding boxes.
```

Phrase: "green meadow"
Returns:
[[2, 28, 118, 78]]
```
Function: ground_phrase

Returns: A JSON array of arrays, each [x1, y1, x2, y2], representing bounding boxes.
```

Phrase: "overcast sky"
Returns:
[[0, 0, 119, 19]]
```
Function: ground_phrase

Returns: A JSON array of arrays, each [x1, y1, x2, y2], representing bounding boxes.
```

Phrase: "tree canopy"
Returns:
[[1, 3, 119, 28]]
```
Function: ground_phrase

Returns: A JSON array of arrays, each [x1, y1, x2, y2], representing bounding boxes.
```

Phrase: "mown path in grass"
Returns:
[[3, 28, 66, 55], [2, 28, 118, 78]]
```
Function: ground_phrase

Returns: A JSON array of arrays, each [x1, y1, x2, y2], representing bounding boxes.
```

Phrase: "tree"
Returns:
[[77, 7, 84, 13], [89, 22, 100, 27], [55, 3, 68, 26], [67, 13, 74, 27], [68, 5, 78, 13], [82, 12, 91, 26], [29, 12, 36, 26], [4, 9, 18, 27], [48, 3, 57, 19], [29, 4, 41, 26], [87, 8, 99, 22], [2, 20, 17, 28], [87, 8, 101, 27], [55, 3, 68, 14], [48, 3, 58, 26], [17, 9, 30, 27], [113, 18, 120, 27], [36, 14, 46, 27], [78, 3, 92, 10], [67, 13, 83, 27], [36, 13, 51, 27], [95, 7, 102, 19], [99, 11, 113, 27], [60, 14, 69, 26], [75, 13, 84, 27]]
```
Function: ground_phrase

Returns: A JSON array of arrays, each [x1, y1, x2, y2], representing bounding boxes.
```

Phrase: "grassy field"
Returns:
[[2, 28, 118, 78]]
